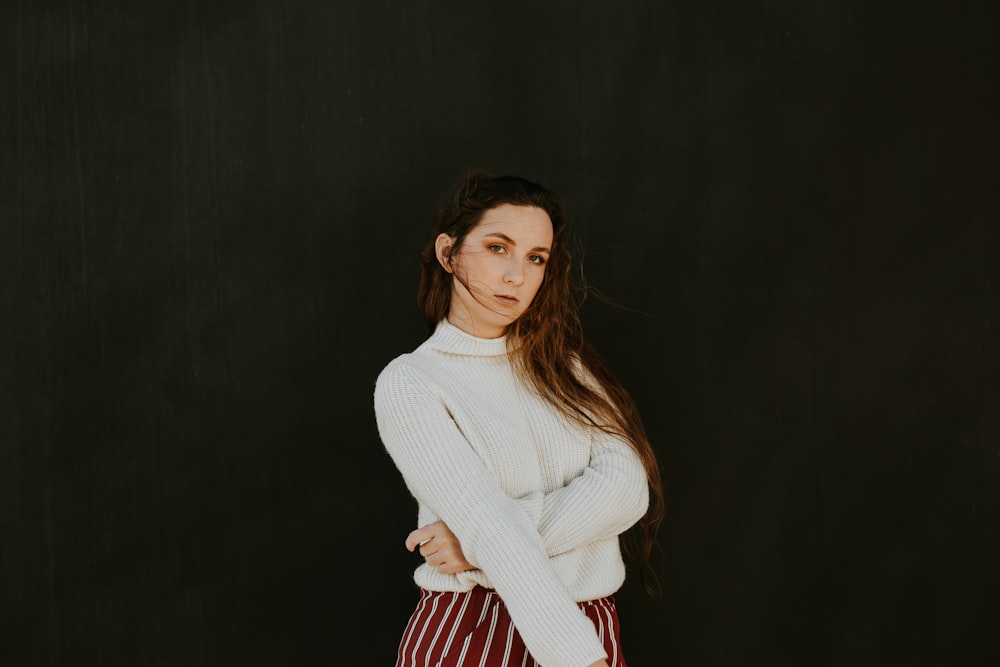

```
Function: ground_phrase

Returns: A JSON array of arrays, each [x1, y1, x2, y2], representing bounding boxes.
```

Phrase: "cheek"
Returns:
[[525, 272, 546, 303], [454, 253, 489, 280]]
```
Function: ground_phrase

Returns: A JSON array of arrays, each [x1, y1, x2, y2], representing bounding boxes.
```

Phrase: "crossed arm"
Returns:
[[407, 429, 648, 572]]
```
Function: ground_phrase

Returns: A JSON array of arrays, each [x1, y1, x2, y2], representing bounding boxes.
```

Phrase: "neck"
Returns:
[[445, 309, 507, 339]]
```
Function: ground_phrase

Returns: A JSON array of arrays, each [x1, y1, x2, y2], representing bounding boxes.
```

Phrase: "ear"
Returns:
[[434, 233, 455, 273]]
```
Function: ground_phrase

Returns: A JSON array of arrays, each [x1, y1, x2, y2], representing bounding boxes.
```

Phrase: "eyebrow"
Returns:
[[483, 232, 551, 254]]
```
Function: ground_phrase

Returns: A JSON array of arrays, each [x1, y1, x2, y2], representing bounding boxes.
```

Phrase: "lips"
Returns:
[[495, 294, 520, 305]]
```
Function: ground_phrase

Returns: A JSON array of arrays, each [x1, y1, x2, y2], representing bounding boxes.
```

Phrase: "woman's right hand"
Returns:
[[405, 520, 475, 574]]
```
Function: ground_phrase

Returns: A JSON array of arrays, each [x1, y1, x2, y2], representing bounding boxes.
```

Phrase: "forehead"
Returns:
[[471, 204, 554, 246]]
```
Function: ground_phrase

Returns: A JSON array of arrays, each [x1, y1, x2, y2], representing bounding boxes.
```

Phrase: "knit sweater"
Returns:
[[374, 319, 649, 667]]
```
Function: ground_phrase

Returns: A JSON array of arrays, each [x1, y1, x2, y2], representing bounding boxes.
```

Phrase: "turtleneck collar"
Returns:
[[425, 318, 511, 357]]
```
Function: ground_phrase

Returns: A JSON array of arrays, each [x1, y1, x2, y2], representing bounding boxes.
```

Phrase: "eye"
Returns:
[[528, 254, 547, 265], [488, 243, 507, 254]]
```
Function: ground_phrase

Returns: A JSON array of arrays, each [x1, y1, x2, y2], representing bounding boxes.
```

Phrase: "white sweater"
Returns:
[[374, 319, 649, 667]]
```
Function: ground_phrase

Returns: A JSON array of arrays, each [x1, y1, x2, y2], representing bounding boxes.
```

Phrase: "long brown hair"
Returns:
[[417, 169, 664, 590]]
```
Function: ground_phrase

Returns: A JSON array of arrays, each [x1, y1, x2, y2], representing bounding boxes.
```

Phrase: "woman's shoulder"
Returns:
[[374, 345, 445, 393], [375, 351, 418, 382], [373, 350, 460, 423]]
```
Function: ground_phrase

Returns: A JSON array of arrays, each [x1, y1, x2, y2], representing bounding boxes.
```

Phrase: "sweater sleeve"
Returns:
[[374, 360, 607, 667], [518, 357, 650, 557], [528, 430, 649, 557]]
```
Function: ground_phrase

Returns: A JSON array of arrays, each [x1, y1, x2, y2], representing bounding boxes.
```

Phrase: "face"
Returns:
[[437, 203, 554, 339]]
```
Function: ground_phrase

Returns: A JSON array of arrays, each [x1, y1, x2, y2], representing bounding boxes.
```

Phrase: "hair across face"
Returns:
[[438, 204, 554, 339], [417, 171, 570, 331]]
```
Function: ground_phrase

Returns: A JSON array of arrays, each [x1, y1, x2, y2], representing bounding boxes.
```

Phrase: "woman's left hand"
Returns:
[[405, 520, 475, 574]]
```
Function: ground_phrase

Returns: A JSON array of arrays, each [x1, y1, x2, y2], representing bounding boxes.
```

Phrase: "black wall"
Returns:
[[4, 1, 997, 665]]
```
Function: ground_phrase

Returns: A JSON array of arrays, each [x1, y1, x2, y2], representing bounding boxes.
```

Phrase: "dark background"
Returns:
[[3, 1, 998, 665]]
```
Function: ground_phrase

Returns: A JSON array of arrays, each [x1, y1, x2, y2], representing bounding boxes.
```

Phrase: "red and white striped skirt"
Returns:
[[395, 586, 627, 667]]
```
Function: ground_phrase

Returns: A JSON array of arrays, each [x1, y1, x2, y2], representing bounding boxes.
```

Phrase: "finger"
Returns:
[[405, 526, 434, 552]]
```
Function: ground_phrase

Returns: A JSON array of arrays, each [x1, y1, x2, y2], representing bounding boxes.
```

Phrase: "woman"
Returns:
[[374, 170, 663, 667]]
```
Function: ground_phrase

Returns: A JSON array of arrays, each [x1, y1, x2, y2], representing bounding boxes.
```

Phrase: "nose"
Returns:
[[503, 257, 524, 286]]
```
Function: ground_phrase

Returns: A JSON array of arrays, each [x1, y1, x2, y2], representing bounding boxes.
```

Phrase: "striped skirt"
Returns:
[[395, 586, 627, 667]]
